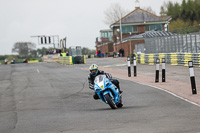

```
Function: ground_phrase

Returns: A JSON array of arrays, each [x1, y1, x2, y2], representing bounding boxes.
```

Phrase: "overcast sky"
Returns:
[[0, 0, 182, 55]]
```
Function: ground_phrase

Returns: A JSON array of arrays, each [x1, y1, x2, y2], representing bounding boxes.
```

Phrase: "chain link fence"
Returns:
[[144, 32, 200, 53]]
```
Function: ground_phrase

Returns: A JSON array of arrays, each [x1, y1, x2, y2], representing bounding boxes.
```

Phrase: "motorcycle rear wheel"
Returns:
[[104, 94, 117, 109]]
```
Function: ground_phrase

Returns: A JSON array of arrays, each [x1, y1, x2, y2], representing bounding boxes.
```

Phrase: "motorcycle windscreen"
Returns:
[[94, 75, 106, 90]]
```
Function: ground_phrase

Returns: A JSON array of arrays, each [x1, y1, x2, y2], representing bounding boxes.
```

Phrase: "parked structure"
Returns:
[[96, 29, 113, 57], [96, 3, 172, 57]]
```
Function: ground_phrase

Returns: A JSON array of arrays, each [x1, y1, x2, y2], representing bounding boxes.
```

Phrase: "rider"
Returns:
[[88, 64, 122, 100]]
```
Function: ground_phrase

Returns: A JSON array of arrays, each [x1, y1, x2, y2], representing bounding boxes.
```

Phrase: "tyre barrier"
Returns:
[[58, 56, 86, 65], [171, 53, 178, 65], [140, 53, 145, 64], [136, 53, 200, 67], [58, 56, 73, 65]]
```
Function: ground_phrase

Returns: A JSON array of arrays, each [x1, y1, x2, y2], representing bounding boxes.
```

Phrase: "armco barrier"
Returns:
[[184, 53, 192, 66], [148, 54, 154, 65], [140, 54, 145, 64], [199, 54, 200, 67], [170, 53, 178, 65], [192, 54, 199, 66], [159, 53, 165, 64], [137, 54, 141, 64], [136, 53, 200, 67], [28, 60, 39, 63]]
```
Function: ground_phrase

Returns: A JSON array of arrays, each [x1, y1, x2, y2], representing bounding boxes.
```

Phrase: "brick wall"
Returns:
[[101, 37, 109, 44], [96, 42, 114, 56], [114, 39, 145, 57], [137, 25, 145, 34]]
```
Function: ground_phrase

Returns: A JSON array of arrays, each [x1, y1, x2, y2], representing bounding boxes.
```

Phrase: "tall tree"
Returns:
[[160, 1, 168, 16], [104, 3, 128, 25], [12, 42, 36, 56], [82, 47, 96, 55], [194, 0, 200, 21], [142, 6, 156, 15], [180, 0, 187, 21]]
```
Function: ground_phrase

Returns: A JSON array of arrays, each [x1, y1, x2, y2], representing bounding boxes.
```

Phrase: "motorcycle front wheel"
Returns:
[[104, 94, 117, 109]]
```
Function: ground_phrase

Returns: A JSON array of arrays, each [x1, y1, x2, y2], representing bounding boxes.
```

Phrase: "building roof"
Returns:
[[111, 8, 171, 27], [122, 30, 176, 41], [100, 29, 112, 32]]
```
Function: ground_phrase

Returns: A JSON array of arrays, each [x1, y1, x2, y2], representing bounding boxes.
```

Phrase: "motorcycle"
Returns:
[[94, 75, 123, 109]]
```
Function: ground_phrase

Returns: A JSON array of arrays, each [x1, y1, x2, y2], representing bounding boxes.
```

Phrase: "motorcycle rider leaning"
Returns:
[[88, 64, 122, 100]]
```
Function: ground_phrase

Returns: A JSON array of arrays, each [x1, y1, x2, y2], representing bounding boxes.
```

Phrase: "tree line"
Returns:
[[104, 1, 200, 33], [160, 0, 200, 32], [0, 42, 96, 61]]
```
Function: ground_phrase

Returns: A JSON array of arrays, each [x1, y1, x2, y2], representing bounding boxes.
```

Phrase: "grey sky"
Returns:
[[0, 0, 182, 55]]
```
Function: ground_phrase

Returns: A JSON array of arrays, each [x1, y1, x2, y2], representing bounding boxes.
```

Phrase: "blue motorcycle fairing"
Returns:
[[94, 75, 121, 104]]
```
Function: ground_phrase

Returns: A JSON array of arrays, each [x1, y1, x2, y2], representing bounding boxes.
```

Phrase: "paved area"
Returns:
[[85, 57, 200, 105], [0, 60, 200, 133]]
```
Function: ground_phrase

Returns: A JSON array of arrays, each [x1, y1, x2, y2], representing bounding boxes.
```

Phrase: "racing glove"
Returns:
[[89, 83, 94, 90], [105, 73, 112, 80]]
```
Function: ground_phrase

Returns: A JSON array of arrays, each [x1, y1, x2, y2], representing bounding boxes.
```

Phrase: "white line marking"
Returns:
[[103, 63, 127, 68], [37, 69, 40, 73], [116, 64, 127, 66], [103, 65, 112, 68], [117, 77, 200, 107]]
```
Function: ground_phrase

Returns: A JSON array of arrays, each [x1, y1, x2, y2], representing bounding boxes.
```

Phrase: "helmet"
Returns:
[[89, 64, 98, 76]]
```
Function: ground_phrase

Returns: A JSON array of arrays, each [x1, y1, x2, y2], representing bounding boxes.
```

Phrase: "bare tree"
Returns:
[[142, 6, 156, 15], [104, 3, 129, 25], [12, 42, 36, 56]]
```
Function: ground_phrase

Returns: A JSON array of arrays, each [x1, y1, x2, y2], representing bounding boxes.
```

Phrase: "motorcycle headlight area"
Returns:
[[100, 85, 105, 90]]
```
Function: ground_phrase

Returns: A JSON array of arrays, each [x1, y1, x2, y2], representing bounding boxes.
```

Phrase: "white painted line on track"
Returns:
[[116, 64, 127, 66], [103, 65, 112, 68], [37, 69, 40, 73], [116, 77, 200, 107], [103, 63, 127, 68]]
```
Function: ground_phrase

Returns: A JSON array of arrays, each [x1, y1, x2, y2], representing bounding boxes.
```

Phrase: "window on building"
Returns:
[[150, 25, 156, 30], [101, 32, 108, 38], [156, 24, 163, 31], [101, 32, 104, 38], [133, 25, 138, 33], [122, 26, 132, 33], [149, 24, 163, 31], [108, 32, 113, 41], [145, 25, 150, 31]]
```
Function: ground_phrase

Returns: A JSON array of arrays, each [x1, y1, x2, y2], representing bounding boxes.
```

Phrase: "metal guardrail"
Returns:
[[136, 53, 200, 67]]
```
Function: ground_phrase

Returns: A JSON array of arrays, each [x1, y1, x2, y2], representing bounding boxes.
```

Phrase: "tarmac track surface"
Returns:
[[0, 59, 200, 133]]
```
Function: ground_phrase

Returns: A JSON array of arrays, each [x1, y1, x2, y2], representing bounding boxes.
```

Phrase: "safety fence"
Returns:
[[145, 33, 200, 53], [136, 53, 200, 67]]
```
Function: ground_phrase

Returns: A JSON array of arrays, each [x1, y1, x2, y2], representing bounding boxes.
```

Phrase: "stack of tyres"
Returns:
[[74, 56, 85, 64]]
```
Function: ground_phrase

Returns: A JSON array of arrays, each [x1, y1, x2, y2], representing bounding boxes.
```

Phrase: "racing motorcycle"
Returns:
[[94, 75, 123, 109]]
